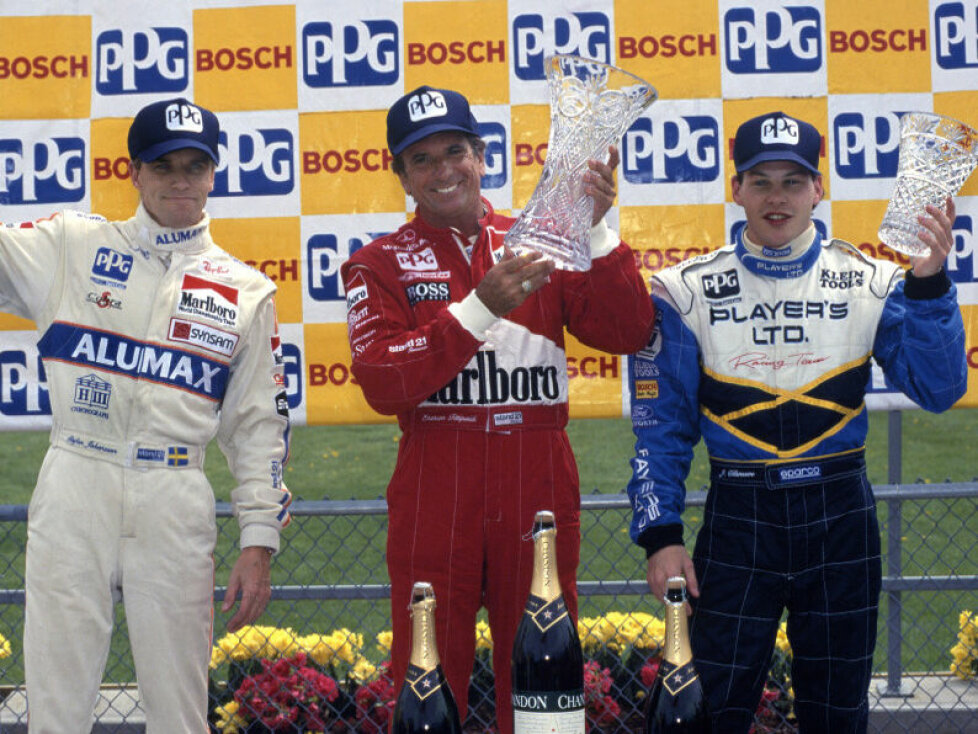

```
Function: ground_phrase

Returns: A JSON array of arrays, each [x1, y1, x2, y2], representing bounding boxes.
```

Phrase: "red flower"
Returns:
[[234, 652, 340, 731], [583, 661, 621, 729], [640, 657, 661, 688], [354, 660, 397, 733]]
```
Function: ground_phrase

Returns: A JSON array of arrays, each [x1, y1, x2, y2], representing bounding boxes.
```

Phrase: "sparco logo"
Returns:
[[426, 351, 559, 406], [779, 465, 821, 482], [406, 281, 450, 306], [702, 269, 740, 298], [819, 269, 864, 289], [302, 20, 398, 87]]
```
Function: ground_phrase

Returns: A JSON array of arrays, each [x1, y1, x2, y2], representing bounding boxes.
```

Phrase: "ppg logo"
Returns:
[[302, 20, 398, 87], [307, 233, 376, 302], [512, 13, 610, 80], [0, 138, 85, 204], [935, 2, 978, 69], [702, 269, 740, 299], [833, 112, 901, 179], [947, 215, 976, 283], [281, 342, 303, 409], [480, 121, 506, 189], [724, 6, 822, 73], [92, 247, 133, 283], [0, 349, 50, 416], [214, 129, 294, 197], [622, 116, 720, 184], [96, 28, 188, 95]]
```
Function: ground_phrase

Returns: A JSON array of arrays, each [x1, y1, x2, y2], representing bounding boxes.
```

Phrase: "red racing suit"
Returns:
[[340, 199, 653, 732]]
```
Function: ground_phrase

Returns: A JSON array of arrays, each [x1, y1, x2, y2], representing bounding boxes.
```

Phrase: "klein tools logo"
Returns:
[[622, 116, 720, 184], [935, 1, 978, 69], [0, 137, 85, 204], [724, 6, 823, 74], [95, 27, 188, 95], [512, 12, 610, 80], [213, 129, 294, 197], [0, 348, 50, 416], [833, 112, 901, 179], [302, 20, 398, 87]]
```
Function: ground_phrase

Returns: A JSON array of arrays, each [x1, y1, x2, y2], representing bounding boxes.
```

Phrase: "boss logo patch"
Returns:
[[405, 281, 450, 306]]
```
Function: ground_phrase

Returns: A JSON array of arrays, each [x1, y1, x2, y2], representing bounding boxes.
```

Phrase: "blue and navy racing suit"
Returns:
[[626, 228, 966, 732]]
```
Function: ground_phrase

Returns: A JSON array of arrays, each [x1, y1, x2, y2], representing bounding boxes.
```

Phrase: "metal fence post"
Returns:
[[878, 410, 911, 698]]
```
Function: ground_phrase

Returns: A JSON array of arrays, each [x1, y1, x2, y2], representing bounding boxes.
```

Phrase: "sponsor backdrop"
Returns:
[[1, 0, 977, 430]]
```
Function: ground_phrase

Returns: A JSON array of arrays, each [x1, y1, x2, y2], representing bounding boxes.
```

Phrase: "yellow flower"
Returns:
[[300, 628, 363, 667], [475, 621, 493, 651], [949, 610, 978, 681], [351, 657, 379, 683], [213, 699, 248, 734], [376, 630, 393, 656], [578, 616, 614, 652], [0, 633, 12, 660], [775, 622, 792, 655]]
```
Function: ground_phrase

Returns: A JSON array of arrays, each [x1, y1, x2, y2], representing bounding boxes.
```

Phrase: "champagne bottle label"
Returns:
[[522, 594, 569, 633], [512, 690, 585, 734], [404, 663, 445, 701], [657, 659, 701, 697]]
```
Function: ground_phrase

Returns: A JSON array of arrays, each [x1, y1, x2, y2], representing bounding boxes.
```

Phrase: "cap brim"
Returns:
[[736, 151, 819, 176], [136, 138, 219, 165], [390, 123, 477, 156]]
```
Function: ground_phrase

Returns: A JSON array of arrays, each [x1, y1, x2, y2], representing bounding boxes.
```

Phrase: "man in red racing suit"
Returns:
[[340, 85, 654, 732]]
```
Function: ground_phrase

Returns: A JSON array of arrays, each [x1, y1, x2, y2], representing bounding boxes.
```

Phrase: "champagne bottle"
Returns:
[[511, 510, 585, 733], [392, 582, 462, 734], [644, 576, 711, 733]]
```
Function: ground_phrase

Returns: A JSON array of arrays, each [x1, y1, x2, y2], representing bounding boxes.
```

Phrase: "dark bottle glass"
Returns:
[[511, 510, 585, 733], [644, 576, 711, 733], [391, 582, 462, 734]]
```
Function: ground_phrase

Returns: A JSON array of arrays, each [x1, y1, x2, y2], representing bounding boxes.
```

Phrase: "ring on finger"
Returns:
[[521, 279, 532, 294]]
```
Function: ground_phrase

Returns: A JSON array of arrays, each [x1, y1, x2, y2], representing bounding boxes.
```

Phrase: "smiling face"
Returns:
[[396, 131, 486, 236], [130, 148, 215, 229], [731, 161, 823, 250]]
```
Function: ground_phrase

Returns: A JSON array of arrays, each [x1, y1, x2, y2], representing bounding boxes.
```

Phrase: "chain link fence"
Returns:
[[2, 483, 977, 732]]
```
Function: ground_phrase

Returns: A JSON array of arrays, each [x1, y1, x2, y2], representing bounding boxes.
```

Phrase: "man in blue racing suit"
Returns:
[[626, 111, 967, 733]]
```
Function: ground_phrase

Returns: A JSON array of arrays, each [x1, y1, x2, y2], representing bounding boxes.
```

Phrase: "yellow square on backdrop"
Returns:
[[566, 332, 625, 419], [299, 110, 406, 215], [935, 92, 978, 197], [404, 0, 509, 105], [830, 199, 913, 269], [620, 203, 726, 280], [0, 15, 90, 119], [303, 322, 394, 425], [510, 104, 550, 209], [614, 0, 721, 100], [209, 217, 303, 325], [90, 118, 139, 222], [193, 5, 297, 112], [825, 0, 930, 94]]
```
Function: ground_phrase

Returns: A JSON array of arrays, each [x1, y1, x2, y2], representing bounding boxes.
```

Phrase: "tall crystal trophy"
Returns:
[[505, 55, 657, 271], [878, 111, 978, 257]]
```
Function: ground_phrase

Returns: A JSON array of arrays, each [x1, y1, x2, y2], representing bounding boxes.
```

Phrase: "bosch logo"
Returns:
[[0, 348, 50, 416], [512, 13, 611, 80], [96, 28, 188, 95], [701, 270, 740, 299], [307, 233, 375, 302], [724, 6, 822, 74], [833, 112, 901, 179], [196, 45, 293, 72], [936, 2, 978, 69], [92, 248, 133, 282], [947, 215, 976, 283], [480, 122, 507, 190], [622, 116, 720, 184], [214, 129, 294, 197], [302, 20, 398, 87], [0, 137, 85, 204]]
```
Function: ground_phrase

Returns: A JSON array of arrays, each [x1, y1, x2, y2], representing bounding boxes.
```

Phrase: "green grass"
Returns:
[[1, 409, 976, 684]]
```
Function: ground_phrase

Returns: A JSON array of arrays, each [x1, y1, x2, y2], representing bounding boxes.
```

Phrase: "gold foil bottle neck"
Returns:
[[408, 581, 440, 671], [661, 576, 693, 667], [529, 510, 561, 603]]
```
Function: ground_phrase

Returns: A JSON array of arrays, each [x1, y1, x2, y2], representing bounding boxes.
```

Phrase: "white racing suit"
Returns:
[[0, 205, 291, 733]]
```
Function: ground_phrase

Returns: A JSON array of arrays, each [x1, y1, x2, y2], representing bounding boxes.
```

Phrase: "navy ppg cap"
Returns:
[[386, 85, 480, 156], [733, 111, 821, 175], [127, 97, 220, 164]]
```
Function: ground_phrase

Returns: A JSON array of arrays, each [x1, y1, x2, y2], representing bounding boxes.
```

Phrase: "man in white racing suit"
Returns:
[[0, 98, 291, 732], [626, 111, 967, 732]]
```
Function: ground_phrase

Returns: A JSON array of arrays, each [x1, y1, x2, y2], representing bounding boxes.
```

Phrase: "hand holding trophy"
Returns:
[[504, 55, 657, 271]]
